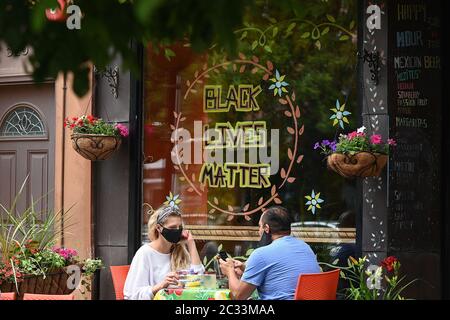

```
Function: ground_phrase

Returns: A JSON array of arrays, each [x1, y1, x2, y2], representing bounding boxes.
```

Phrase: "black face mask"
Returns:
[[160, 227, 183, 244], [258, 231, 272, 247]]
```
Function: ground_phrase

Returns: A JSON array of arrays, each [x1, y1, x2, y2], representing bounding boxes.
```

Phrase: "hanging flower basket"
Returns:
[[64, 115, 128, 161], [71, 133, 122, 161], [314, 126, 395, 179], [327, 151, 387, 178]]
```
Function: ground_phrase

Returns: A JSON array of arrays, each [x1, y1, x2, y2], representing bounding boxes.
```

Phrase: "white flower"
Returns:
[[357, 126, 366, 134]]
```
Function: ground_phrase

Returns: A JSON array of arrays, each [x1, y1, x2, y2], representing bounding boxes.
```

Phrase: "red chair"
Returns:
[[110, 265, 130, 300], [23, 293, 75, 300], [294, 269, 340, 300], [0, 292, 16, 300]]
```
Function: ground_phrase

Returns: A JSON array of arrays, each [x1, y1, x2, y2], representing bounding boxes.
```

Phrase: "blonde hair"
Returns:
[[147, 205, 190, 271]]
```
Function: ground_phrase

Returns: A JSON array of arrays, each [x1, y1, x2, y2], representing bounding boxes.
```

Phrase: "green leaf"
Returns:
[[349, 20, 355, 29], [251, 40, 258, 50], [217, 243, 223, 252], [264, 45, 272, 53], [164, 48, 176, 61], [326, 14, 336, 23], [339, 35, 350, 41], [203, 256, 207, 265], [272, 27, 279, 37], [245, 248, 254, 256], [321, 27, 330, 35], [287, 22, 297, 32], [239, 31, 248, 40], [301, 32, 310, 39]]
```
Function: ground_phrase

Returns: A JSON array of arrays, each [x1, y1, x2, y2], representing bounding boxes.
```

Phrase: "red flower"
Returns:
[[72, 117, 78, 121], [381, 256, 398, 272], [70, 123, 75, 129], [87, 115, 96, 123]]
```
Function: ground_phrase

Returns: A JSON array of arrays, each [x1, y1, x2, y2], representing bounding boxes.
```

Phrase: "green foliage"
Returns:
[[82, 258, 104, 277], [0, 177, 102, 291], [0, 177, 74, 264], [0, 0, 250, 96], [320, 256, 417, 300], [334, 131, 392, 155], [12, 245, 66, 277]]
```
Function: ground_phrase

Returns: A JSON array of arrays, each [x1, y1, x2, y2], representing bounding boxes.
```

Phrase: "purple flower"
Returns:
[[313, 142, 320, 150], [321, 140, 331, 146], [330, 141, 337, 151]]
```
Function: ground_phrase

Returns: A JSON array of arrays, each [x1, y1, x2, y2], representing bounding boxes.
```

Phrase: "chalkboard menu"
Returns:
[[388, 0, 442, 252]]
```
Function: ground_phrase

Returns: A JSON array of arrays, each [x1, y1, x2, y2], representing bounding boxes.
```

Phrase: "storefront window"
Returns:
[[142, 0, 358, 267]]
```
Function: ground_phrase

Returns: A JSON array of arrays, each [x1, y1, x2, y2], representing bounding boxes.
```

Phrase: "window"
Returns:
[[142, 1, 358, 268], [0, 105, 46, 137]]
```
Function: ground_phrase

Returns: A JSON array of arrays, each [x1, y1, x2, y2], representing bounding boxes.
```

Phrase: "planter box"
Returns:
[[327, 152, 388, 178], [0, 269, 74, 300]]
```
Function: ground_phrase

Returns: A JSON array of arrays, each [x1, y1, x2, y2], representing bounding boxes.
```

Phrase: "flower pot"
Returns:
[[0, 268, 74, 300], [71, 133, 121, 161], [327, 152, 388, 178]]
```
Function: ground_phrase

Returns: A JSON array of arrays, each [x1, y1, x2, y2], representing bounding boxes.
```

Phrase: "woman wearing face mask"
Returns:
[[123, 205, 204, 300]]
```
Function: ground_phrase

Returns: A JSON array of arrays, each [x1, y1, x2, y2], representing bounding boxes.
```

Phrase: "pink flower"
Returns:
[[115, 124, 129, 138], [370, 134, 382, 144], [347, 131, 357, 140], [53, 247, 78, 261], [388, 138, 397, 146]]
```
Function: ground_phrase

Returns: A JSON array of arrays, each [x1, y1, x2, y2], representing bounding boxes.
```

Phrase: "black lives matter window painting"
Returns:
[[142, 1, 359, 265]]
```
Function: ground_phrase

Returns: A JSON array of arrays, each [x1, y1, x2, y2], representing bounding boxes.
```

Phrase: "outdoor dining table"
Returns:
[[154, 287, 231, 300]]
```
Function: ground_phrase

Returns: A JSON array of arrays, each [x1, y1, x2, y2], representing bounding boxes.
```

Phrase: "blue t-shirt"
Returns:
[[241, 236, 320, 300]]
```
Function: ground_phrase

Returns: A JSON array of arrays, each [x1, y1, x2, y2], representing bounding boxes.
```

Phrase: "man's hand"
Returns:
[[233, 260, 245, 277], [219, 258, 235, 278]]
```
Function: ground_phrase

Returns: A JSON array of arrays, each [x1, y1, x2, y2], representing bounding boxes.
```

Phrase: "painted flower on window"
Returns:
[[268, 70, 289, 96], [305, 190, 324, 215], [164, 192, 182, 209], [330, 99, 351, 129]]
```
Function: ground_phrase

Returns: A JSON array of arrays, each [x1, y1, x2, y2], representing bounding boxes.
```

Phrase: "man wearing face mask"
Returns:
[[219, 206, 320, 300]]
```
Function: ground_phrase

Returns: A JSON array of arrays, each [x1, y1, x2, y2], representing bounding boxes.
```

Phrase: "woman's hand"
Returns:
[[152, 272, 179, 296], [182, 230, 195, 245], [182, 230, 202, 266], [161, 272, 180, 288]]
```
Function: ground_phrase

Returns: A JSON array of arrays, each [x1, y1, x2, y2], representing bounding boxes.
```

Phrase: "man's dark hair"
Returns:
[[261, 206, 292, 234]]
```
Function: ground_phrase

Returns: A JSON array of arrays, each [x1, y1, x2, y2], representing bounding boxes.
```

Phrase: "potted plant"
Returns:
[[322, 256, 417, 300], [314, 126, 396, 178], [64, 115, 129, 161], [0, 180, 103, 299]]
